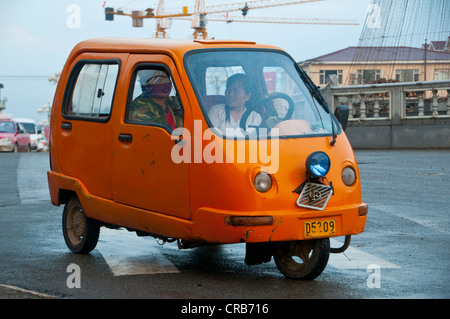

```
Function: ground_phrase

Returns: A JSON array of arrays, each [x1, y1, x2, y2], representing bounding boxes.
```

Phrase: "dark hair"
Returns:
[[225, 73, 251, 122]]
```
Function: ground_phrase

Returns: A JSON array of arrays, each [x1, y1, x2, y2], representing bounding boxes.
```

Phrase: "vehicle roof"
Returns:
[[71, 37, 282, 54], [65, 38, 285, 70], [12, 118, 35, 123]]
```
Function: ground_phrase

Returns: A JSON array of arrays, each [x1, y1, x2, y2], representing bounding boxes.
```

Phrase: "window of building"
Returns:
[[395, 69, 419, 82], [434, 69, 450, 81], [357, 69, 381, 84], [319, 70, 343, 85]]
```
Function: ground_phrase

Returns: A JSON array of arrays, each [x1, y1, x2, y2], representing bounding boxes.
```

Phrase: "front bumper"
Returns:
[[189, 204, 368, 243], [0, 142, 14, 152], [48, 171, 368, 244]]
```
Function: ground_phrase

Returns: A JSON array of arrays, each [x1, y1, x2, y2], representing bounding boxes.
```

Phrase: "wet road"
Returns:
[[0, 151, 449, 301]]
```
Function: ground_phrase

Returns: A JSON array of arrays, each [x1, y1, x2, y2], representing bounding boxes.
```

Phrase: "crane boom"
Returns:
[[204, 15, 358, 25], [204, 0, 328, 15]]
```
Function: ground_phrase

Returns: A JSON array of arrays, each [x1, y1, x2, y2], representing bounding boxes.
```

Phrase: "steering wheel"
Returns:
[[240, 92, 295, 132]]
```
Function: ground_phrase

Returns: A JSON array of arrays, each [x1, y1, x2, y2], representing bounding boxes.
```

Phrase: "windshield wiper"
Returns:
[[294, 63, 336, 146]]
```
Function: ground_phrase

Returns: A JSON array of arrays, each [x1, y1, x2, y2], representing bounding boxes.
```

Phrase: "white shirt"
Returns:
[[207, 104, 262, 137]]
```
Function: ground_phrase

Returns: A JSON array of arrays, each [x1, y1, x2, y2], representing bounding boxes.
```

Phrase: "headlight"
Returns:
[[0, 137, 12, 144], [254, 172, 272, 193], [342, 166, 357, 186], [305, 151, 330, 178]]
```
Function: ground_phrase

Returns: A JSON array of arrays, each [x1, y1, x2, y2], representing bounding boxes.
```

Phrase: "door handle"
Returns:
[[118, 134, 132, 142], [61, 122, 72, 130]]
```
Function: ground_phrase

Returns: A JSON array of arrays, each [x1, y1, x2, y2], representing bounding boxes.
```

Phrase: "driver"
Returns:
[[207, 73, 261, 137]]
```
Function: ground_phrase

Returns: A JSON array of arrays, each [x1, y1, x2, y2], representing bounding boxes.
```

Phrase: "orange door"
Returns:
[[55, 52, 127, 199], [112, 54, 191, 220]]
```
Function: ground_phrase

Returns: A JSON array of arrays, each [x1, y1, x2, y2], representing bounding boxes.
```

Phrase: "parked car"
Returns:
[[36, 134, 49, 152], [13, 118, 39, 151], [0, 116, 31, 152]]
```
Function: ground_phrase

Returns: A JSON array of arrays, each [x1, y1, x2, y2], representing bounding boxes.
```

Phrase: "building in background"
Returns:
[[300, 37, 450, 86]]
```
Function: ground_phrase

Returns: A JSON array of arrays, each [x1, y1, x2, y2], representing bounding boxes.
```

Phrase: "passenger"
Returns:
[[129, 71, 182, 130], [207, 73, 261, 137]]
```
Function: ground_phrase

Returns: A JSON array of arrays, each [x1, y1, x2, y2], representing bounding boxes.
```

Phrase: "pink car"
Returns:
[[0, 119, 31, 152]]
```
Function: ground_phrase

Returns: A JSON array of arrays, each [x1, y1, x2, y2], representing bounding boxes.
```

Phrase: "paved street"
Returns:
[[0, 150, 449, 302]]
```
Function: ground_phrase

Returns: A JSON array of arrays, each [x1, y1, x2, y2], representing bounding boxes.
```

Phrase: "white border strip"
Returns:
[[0, 284, 55, 299]]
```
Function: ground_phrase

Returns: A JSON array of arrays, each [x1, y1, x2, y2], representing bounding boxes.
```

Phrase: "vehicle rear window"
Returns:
[[63, 60, 120, 121]]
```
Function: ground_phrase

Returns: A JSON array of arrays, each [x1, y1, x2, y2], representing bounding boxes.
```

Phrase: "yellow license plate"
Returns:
[[304, 219, 336, 238]]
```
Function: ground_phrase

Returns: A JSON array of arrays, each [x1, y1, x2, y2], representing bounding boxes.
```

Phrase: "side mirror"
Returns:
[[17, 129, 25, 134], [334, 105, 349, 131]]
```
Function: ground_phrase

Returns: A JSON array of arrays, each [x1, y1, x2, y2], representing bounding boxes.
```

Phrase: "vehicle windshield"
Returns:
[[21, 123, 36, 134], [185, 49, 338, 139], [0, 122, 15, 133]]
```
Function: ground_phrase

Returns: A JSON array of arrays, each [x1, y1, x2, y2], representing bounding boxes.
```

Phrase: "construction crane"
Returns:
[[105, 1, 191, 38], [192, 0, 207, 40], [105, 0, 359, 39], [204, 0, 329, 15]]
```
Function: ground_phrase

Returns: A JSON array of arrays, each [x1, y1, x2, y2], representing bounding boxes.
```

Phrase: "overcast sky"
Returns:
[[0, 0, 371, 123]]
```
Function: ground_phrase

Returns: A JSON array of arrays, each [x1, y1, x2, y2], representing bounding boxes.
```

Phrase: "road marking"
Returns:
[[328, 239, 400, 269], [0, 284, 55, 299], [17, 154, 50, 204], [98, 228, 180, 276], [15, 154, 399, 273], [98, 231, 400, 275]]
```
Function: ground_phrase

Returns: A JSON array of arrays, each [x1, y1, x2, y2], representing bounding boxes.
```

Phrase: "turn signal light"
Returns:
[[358, 205, 369, 216]]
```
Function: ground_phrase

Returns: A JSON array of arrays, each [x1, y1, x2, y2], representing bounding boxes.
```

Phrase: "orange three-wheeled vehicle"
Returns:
[[48, 38, 367, 280]]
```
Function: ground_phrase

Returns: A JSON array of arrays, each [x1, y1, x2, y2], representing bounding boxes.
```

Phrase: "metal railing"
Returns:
[[322, 80, 450, 123]]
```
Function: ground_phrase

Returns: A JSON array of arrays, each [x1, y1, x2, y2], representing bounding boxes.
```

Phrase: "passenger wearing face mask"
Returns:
[[129, 71, 182, 130]]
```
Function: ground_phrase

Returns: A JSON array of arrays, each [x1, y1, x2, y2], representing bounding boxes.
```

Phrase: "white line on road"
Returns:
[[17, 154, 50, 204], [98, 228, 180, 276], [98, 230, 400, 276], [328, 239, 400, 270], [0, 284, 56, 299]]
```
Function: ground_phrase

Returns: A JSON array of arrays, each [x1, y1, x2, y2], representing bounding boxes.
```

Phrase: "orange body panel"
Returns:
[[48, 38, 367, 244]]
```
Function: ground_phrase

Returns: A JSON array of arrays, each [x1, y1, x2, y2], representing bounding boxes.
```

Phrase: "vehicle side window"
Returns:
[[64, 60, 119, 120], [125, 67, 184, 131]]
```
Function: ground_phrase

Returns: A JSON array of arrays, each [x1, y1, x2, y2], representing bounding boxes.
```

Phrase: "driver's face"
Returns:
[[225, 80, 250, 109]]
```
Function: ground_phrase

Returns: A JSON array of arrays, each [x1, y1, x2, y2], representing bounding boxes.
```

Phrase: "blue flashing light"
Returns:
[[306, 151, 331, 178]]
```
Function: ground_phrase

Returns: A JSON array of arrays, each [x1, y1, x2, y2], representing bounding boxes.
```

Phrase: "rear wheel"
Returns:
[[62, 196, 100, 253], [273, 239, 330, 280]]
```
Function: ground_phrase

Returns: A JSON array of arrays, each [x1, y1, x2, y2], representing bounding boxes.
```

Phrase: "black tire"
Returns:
[[273, 238, 330, 280], [62, 196, 100, 254]]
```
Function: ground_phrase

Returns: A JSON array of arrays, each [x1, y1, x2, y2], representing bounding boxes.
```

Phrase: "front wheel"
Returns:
[[273, 238, 330, 280], [62, 196, 100, 253]]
